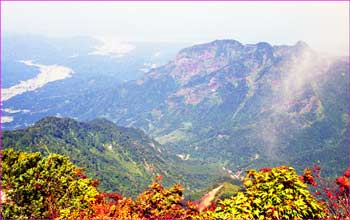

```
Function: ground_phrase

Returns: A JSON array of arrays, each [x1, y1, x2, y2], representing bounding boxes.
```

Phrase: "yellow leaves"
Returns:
[[234, 192, 248, 204], [276, 183, 284, 190], [18, 152, 27, 161], [4, 149, 330, 220], [205, 166, 326, 220], [253, 197, 262, 204], [244, 179, 253, 188], [2, 149, 100, 219]]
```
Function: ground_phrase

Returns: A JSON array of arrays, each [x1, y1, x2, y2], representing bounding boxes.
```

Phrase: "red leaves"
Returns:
[[203, 202, 216, 212], [86, 176, 197, 219], [336, 177, 346, 185], [34, 184, 42, 191], [88, 192, 129, 219], [135, 177, 186, 218], [259, 167, 271, 173], [156, 175, 163, 182], [303, 166, 350, 219], [313, 165, 321, 172], [301, 168, 316, 186], [336, 172, 350, 196], [91, 179, 100, 187], [299, 176, 305, 183], [339, 186, 346, 193], [75, 168, 87, 179], [325, 191, 335, 200]]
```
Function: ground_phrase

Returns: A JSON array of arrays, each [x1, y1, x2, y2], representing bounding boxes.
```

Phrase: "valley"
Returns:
[[2, 2, 348, 218], [1, 36, 349, 196]]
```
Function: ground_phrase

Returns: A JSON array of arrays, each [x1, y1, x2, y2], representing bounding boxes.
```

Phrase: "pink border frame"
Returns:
[[0, 2, 349, 219]]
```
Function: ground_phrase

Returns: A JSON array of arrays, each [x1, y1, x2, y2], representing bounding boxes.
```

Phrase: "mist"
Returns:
[[2, 1, 349, 56], [256, 45, 344, 158]]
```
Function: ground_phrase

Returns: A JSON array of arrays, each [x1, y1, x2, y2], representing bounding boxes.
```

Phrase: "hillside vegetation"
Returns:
[[2, 149, 349, 219], [3, 39, 348, 177], [1, 117, 230, 196]]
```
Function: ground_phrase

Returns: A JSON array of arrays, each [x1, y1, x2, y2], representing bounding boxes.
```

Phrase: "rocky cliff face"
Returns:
[[115, 40, 348, 175]]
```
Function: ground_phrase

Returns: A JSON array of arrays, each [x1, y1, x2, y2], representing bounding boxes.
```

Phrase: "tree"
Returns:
[[86, 175, 200, 219], [1, 149, 98, 219], [300, 165, 350, 219], [206, 166, 326, 219], [134, 175, 187, 219]]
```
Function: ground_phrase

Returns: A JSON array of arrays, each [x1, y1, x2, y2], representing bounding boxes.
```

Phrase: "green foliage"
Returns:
[[2, 150, 343, 220], [1, 117, 182, 197], [1, 148, 98, 219], [205, 166, 326, 219]]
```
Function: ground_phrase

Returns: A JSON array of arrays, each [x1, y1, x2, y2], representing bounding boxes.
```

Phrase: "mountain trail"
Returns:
[[198, 184, 223, 211]]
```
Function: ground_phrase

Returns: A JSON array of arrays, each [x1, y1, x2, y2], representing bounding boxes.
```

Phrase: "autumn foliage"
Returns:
[[1, 149, 98, 219], [85, 175, 200, 220], [203, 166, 326, 219], [300, 165, 350, 219], [1, 148, 349, 219]]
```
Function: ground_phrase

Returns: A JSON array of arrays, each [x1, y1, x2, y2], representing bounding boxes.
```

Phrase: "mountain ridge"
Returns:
[[1, 116, 232, 197], [2, 38, 348, 178], [1, 116, 177, 196]]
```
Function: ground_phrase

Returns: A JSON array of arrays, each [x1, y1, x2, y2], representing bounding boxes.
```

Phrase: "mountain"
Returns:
[[2, 39, 348, 177], [1, 34, 186, 128], [1, 116, 179, 196], [2, 34, 186, 85], [97, 40, 348, 176], [1, 116, 230, 197]]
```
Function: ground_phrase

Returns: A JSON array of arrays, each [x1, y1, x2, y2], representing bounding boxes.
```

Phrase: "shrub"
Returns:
[[301, 165, 350, 219], [1, 149, 98, 219], [205, 166, 326, 219]]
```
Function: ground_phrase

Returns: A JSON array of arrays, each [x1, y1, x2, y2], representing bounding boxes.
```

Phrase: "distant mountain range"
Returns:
[[2, 37, 348, 181], [1, 34, 186, 128]]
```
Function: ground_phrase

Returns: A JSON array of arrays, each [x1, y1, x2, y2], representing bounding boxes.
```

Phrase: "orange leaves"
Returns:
[[135, 177, 186, 218], [75, 168, 87, 179], [301, 168, 317, 186], [156, 175, 163, 182], [334, 168, 350, 196], [88, 193, 135, 219], [86, 176, 199, 219], [91, 179, 100, 187], [336, 174, 350, 195], [336, 176, 350, 188]]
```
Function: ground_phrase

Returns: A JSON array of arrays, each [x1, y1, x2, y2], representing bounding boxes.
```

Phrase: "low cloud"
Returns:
[[255, 45, 334, 158], [89, 36, 135, 58]]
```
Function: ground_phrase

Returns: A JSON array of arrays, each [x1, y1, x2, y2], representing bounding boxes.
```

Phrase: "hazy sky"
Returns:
[[2, 1, 349, 55]]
